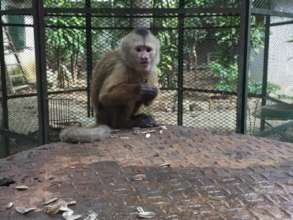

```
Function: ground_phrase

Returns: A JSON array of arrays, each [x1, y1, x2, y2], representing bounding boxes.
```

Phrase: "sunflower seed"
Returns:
[[6, 202, 14, 209], [67, 200, 77, 206], [15, 185, 29, 191], [15, 207, 36, 214], [159, 162, 171, 168], [160, 126, 167, 130], [62, 211, 82, 220], [132, 174, 146, 181], [43, 197, 58, 206], [83, 211, 98, 220], [43, 199, 68, 214], [136, 207, 156, 219]]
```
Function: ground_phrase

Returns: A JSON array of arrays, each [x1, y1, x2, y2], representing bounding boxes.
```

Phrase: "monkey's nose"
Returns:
[[141, 57, 149, 63]]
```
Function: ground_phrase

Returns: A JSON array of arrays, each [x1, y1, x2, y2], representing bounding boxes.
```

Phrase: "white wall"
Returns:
[[4, 16, 35, 76], [268, 17, 293, 96]]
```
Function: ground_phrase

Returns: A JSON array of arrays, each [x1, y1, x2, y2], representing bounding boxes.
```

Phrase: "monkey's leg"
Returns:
[[97, 103, 137, 129], [98, 102, 157, 129], [131, 113, 158, 128], [97, 83, 141, 128], [130, 102, 158, 128]]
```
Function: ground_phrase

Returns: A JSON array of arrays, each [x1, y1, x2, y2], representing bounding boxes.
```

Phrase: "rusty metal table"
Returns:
[[1, 126, 293, 219]]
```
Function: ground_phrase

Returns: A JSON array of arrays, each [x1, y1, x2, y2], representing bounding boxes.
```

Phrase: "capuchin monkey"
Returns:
[[60, 27, 160, 143]]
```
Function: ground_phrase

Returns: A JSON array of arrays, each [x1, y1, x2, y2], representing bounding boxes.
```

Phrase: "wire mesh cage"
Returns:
[[1, 0, 293, 156], [1, 0, 33, 10], [252, 0, 271, 9], [252, 0, 293, 13], [49, 98, 72, 128]]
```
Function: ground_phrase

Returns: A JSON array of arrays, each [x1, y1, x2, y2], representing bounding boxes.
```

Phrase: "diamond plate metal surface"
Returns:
[[1, 126, 293, 219]]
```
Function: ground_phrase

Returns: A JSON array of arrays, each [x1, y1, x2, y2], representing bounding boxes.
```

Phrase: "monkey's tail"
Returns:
[[59, 125, 111, 143]]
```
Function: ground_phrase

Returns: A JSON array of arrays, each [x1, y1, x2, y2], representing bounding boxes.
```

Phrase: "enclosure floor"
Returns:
[[1, 126, 293, 219]]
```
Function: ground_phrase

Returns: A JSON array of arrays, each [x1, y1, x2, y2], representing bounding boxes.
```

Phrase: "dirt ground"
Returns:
[[1, 125, 293, 219]]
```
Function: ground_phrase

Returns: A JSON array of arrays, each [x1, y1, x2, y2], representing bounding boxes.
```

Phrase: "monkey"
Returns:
[[60, 27, 160, 143], [92, 27, 160, 129]]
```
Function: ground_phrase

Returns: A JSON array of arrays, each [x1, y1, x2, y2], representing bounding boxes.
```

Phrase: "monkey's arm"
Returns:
[[141, 69, 160, 106], [100, 83, 141, 106], [140, 84, 158, 106], [99, 72, 141, 106]]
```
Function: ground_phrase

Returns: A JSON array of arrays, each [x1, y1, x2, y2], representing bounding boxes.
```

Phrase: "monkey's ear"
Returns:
[[119, 35, 127, 50], [120, 31, 133, 48], [119, 33, 131, 59]]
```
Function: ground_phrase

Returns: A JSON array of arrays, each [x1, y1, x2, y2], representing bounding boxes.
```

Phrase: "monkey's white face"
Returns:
[[121, 31, 160, 74], [133, 45, 155, 73]]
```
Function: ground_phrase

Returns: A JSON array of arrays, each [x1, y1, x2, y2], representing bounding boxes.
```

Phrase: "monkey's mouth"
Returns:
[[140, 61, 149, 67]]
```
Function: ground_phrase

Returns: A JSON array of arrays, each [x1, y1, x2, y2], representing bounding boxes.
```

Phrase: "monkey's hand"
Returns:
[[139, 84, 158, 105]]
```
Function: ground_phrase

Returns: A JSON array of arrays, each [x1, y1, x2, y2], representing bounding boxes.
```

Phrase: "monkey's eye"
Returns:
[[135, 47, 142, 52], [146, 47, 152, 52]]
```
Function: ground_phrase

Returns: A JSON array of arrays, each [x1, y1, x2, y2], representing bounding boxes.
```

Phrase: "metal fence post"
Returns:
[[236, 0, 251, 134], [33, 0, 49, 144], [260, 15, 270, 131], [85, 0, 92, 118], [0, 16, 10, 157], [177, 0, 185, 126]]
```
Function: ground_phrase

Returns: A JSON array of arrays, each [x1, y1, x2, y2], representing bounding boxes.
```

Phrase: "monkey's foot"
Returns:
[[131, 113, 158, 128]]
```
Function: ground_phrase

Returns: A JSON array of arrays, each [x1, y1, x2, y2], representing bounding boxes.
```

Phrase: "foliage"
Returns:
[[152, 1, 265, 90], [206, 16, 265, 94], [248, 82, 280, 95], [154, 0, 238, 8], [47, 17, 85, 55], [44, 0, 86, 87], [44, 1, 129, 88], [157, 30, 178, 88], [210, 62, 280, 95], [43, 0, 265, 92], [266, 83, 281, 94], [209, 62, 238, 92], [184, 0, 238, 7], [44, 0, 83, 8]]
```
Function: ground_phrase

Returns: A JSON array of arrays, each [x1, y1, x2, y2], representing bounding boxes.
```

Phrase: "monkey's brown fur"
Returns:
[[91, 54, 159, 127], [60, 28, 160, 143]]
